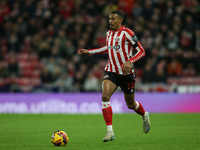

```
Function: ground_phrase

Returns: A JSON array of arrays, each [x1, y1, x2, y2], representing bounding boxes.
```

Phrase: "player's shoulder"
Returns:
[[122, 26, 135, 35]]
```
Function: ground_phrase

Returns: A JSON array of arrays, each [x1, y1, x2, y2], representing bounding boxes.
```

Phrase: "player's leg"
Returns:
[[124, 93, 145, 115], [124, 93, 151, 133], [119, 72, 151, 133], [102, 79, 117, 142]]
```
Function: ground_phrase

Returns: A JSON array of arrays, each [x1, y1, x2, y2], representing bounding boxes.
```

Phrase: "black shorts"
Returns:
[[103, 71, 135, 94]]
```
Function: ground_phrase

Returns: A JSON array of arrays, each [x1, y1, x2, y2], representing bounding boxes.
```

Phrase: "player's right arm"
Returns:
[[78, 46, 108, 55], [88, 46, 108, 54], [78, 49, 89, 55]]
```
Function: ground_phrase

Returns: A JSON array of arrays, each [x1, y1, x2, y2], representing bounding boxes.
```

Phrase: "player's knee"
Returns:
[[102, 94, 110, 102]]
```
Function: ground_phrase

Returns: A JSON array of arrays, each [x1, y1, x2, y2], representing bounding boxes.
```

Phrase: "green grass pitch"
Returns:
[[0, 113, 200, 150]]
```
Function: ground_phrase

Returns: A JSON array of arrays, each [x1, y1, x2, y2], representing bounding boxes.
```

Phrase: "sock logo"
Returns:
[[102, 103, 111, 108]]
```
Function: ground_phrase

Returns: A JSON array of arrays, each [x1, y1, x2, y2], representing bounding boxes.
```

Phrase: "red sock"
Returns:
[[102, 102, 113, 126], [134, 101, 145, 116]]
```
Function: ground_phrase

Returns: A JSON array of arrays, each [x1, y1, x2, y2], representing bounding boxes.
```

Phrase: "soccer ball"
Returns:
[[51, 130, 69, 146]]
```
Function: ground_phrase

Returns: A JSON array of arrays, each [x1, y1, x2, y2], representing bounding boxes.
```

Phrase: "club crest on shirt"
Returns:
[[115, 37, 120, 42]]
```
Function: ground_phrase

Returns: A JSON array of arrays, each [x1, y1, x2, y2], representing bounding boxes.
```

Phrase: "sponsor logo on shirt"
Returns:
[[107, 45, 120, 50]]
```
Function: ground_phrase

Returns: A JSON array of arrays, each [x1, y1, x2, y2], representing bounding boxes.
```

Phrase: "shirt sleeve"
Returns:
[[124, 30, 145, 63], [88, 46, 108, 54]]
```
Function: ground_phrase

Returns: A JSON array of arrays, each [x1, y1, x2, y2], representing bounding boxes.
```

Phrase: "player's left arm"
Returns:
[[125, 30, 145, 63], [122, 30, 145, 75]]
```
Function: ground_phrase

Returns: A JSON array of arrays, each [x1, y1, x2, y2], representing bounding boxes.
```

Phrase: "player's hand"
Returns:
[[122, 61, 132, 75], [78, 49, 89, 55]]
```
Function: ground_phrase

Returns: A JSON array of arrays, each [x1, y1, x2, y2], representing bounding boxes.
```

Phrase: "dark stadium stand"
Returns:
[[0, 0, 200, 93]]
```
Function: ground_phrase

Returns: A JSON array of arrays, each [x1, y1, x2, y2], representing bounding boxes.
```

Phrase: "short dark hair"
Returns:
[[110, 10, 124, 19]]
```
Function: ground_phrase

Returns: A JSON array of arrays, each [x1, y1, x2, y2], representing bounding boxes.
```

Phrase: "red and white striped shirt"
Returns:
[[89, 25, 145, 75]]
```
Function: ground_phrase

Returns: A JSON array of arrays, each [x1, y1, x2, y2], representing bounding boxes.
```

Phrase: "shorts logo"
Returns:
[[103, 75, 109, 79]]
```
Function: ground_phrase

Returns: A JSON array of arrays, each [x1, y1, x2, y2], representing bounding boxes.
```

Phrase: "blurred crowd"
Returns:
[[0, 0, 200, 93]]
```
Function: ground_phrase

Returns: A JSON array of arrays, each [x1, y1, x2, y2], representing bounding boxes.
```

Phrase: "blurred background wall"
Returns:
[[1, 93, 200, 113], [0, 0, 200, 93]]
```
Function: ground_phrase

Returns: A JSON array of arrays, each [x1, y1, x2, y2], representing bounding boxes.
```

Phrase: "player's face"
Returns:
[[109, 13, 122, 31]]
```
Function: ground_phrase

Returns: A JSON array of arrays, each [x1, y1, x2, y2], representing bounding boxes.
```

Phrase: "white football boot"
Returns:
[[142, 111, 151, 133], [102, 131, 115, 142]]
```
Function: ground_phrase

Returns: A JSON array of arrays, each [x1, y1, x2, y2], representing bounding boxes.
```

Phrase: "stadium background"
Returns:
[[0, 0, 200, 114], [0, 0, 200, 93]]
